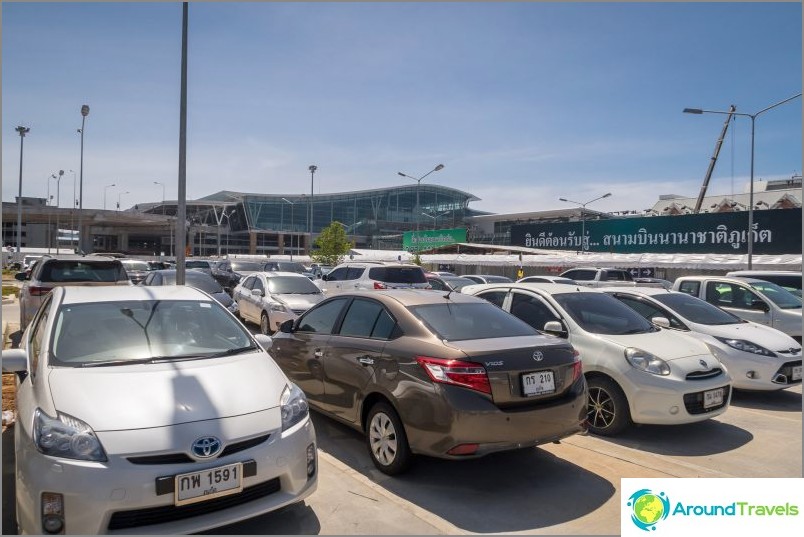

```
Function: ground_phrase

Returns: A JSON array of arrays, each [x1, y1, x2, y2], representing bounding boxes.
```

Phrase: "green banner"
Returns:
[[510, 209, 801, 254], [403, 228, 467, 251]]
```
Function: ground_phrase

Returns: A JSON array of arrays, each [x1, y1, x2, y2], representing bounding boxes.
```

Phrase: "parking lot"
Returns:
[[2, 297, 801, 535]]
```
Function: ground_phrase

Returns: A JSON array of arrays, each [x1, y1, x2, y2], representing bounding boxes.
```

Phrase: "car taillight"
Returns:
[[571, 349, 583, 383], [29, 286, 52, 297], [373, 281, 387, 289], [416, 356, 491, 395]]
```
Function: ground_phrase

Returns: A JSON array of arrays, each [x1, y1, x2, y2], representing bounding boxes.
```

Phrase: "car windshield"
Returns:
[[231, 261, 266, 272], [651, 293, 741, 325], [160, 272, 225, 294], [409, 302, 537, 341], [747, 281, 802, 310], [441, 276, 477, 290], [484, 276, 513, 283], [186, 260, 211, 269], [40, 260, 126, 283], [553, 292, 655, 335], [267, 276, 321, 294], [275, 262, 306, 273], [369, 266, 427, 284], [122, 260, 150, 271], [50, 299, 254, 366]]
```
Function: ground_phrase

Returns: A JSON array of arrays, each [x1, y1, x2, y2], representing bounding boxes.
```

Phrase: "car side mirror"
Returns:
[[251, 289, 264, 297], [15, 272, 27, 281], [254, 333, 273, 351], [321, 274, 329, 281], [651, 316, 671, 328], [542, 320, 567, 338], [279, 319, 294, 333], [753, 300, 770, 313]]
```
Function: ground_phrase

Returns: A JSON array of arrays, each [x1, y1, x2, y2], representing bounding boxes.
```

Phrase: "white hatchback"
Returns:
[[3, 285, 317, 535], [603, 287, 802, 391], [462, 283, 733, 436]]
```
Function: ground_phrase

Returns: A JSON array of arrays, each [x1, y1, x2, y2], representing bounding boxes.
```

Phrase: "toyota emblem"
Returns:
[[699, 359, 708, 368], [533, 351, 544, 361], [191, 436, 222, 458]]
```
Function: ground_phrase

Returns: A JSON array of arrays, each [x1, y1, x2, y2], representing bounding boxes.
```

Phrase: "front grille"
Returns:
[[127, 434, 270, 465], [775, 361, 803, 384], [292, 309, 306, 315], [683, 385, 731, 415], [685, 368, 723, 380], [107, 478, 281, 530]]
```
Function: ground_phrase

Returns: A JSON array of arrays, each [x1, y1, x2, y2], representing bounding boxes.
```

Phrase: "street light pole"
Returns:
[[154, 181, 166, 255], [15, 126, 30, 260], [117, 191, 129, 211], [558, 192, 612, 252], [77, 104, 90, 253], [308, 165, 317, 253], [683, 92, 801, 269], [282, 197, 294, 260], [55, 170, 64, 251], [103, 183, 116, 211], [46, 173, 57, 253], [397, 163, 445, 250], [68, 170, 77, 250]]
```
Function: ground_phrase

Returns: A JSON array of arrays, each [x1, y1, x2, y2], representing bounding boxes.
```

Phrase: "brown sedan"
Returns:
[[271, 289, 587, 475]]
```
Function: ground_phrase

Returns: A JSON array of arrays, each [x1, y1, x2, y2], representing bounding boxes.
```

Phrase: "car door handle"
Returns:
[[313, 349, 323, 358], [357, 356, 374, 366]]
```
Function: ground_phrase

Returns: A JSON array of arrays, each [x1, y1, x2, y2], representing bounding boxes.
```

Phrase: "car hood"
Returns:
[[597, 330, 711, 361], [692, 321, 801, 350], [47, 351, 288, 431], [277, 294, 324, 310]]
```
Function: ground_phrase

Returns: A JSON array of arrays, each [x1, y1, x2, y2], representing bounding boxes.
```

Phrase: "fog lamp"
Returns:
[[306, 443, 316, 478], [41, 492, 64, 534], [669, 406, 680, 415]]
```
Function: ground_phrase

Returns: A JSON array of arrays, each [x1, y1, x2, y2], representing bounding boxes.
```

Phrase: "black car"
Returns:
[[142, 269, 238, 314]]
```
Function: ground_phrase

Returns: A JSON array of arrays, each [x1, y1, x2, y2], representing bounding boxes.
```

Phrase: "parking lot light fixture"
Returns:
[[558, 192, 612, 252], [77, 104, 89, 253], [397, 163, 445, 247], [117, 191, 129, 211], [15, 126, 30, 259], [103, 183, 116, 211], [683, 93, 801, 269]]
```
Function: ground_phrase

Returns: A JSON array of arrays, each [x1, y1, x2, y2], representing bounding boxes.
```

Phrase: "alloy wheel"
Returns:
[[587, 386, 616, 430]]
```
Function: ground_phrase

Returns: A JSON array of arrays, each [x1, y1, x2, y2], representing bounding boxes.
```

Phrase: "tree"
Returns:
[[311, 221, 353, 266]]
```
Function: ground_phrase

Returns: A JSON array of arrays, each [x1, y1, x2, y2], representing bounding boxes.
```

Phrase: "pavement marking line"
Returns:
[[316, 450, 462, 535], [347, 490, 380, 502]]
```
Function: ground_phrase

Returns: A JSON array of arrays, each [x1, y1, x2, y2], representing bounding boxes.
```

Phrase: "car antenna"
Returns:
[[443, 288, 454, 300]]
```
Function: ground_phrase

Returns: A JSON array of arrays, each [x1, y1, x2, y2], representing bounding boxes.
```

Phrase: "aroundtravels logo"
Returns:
[[627, 489, 671, 531]]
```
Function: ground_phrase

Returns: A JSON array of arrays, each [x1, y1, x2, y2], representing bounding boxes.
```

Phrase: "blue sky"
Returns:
[[2, 2, 801, 215]]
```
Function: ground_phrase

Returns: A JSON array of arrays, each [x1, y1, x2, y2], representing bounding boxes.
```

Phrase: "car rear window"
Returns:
[[409, 302, 536, 341], [39, 261, 127, 283], [368, 266, 427, 284]]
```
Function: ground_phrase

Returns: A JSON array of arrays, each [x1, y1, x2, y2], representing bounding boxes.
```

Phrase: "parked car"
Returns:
[[462, 282, 733, 436], [725, 270, 802, 297], [230, 260, 270, 278], [119, 258, 151, 285], [2, 285, 317, 534], [147, 260, 172, 271], [559, 267, 666, 289], [673, 275, 803, 342], [462, 274, 514, 285], [517, 275, 577, 285], [424, 273, 478, 292], [142, 269, 239, 314], [185, 259, 215, 273], [264, 260, 308, 274], [316, 261, 431, 294], [16, 254, 130, 329], [234, 272, 325, 334], [602, 287, 802, 391], [210, 260, 243, 293], [270, 289, 587, 474]]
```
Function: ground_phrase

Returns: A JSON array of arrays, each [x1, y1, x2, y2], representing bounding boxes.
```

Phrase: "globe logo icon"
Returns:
[[627, 489, 670, 531]]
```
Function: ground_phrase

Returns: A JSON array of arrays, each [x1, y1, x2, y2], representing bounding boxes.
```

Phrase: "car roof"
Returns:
[[678, 275, 770, 284], [330, 288, 484, 307], [462, 282, 600, 294], [40, 254, 118, 262], [599, 286, 676, 297], [259, 271, 311, 278], [726, 270, 801, 276], [57, 284, 209, 304]]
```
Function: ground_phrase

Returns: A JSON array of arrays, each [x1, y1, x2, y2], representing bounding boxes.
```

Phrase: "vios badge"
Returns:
[[533, 351, 544, 362], [191, 436, 222, 458]]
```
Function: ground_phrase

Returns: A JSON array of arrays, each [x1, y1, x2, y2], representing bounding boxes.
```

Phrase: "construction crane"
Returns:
[[693, 104, 737, 213]]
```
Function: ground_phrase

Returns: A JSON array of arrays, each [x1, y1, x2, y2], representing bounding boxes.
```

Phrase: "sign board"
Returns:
[[403, 228, 467, 251], [511, 209, 801, 255]]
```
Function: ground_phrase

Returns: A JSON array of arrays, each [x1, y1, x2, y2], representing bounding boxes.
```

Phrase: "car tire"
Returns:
[[586, 376, 631, 436], [260, 311, 271, 335], [366, 401, 412, 475]]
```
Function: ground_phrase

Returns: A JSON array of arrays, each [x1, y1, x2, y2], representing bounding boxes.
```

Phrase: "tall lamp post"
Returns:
[[46, 173, 57, 253], [54, 170, 64, 251], [308, 165, 317, 253], [154, 181, 167, 255], [103, 183, 116, 210], [77, 104, 90, 253], [15, 126, 30, 260], [397, 164, 445, 249], [68, 170, 77, 250], [684, 92, 802, 269], [281, 197, 294, 260], [558, 192, 612, 252], [117, 191, 129, 211]]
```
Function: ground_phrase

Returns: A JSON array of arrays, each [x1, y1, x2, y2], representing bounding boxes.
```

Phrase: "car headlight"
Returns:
[[624, 347, 671, 376], [33, 409, 107, 462], [270, 302, 291, 313], [280, 383, 309, 432], [714, 337, 777, 357]]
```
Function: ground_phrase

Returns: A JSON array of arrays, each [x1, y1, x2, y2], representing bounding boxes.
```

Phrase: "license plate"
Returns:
[[703, 388, 724, 409], [792, 365, 802, 381], [522, 370, 555, 396], [174, 462, 243, 506]]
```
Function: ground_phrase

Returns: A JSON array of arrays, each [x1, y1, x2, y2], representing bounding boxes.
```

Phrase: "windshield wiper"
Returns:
[[206, 345, 259, 358], [80, 357, 157, 368]]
